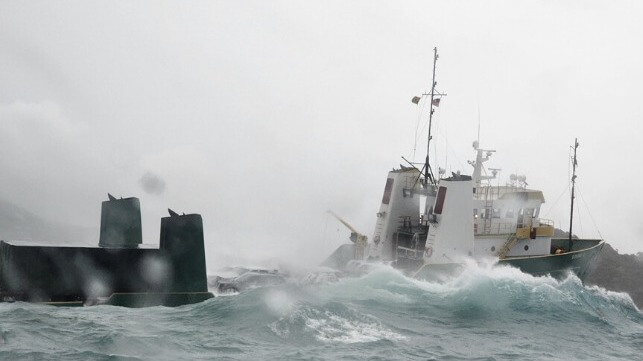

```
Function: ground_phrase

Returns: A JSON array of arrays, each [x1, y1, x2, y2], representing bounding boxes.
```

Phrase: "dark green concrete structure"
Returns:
[[0, 196, 213, 307]]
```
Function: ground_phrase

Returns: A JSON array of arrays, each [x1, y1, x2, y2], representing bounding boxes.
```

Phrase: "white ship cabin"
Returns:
[[469, 142, 554, 259], [371, 166, 425, 262], [370, 141, 555, 264]]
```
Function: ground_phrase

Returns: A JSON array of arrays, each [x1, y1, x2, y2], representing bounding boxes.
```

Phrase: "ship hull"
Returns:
[[498, 238, 604, 281], [412, 238, 604, 281]]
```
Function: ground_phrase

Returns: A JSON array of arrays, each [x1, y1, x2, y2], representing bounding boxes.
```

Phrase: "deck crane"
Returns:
[[327, 210, 368, 260]]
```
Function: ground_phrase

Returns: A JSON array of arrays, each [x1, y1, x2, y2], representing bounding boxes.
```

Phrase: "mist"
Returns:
[[1, 1, 643, 275]]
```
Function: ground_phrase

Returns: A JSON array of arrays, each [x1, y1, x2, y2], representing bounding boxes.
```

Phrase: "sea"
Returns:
[[0, 263, 641, 361]]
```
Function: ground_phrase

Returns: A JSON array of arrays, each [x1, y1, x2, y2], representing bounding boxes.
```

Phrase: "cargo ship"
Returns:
[[0, 195, 214, 307], [324, 48, 604, 280]]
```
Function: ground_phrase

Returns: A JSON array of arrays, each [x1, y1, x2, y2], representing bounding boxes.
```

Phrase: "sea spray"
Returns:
[[0, 264, 640, 360]]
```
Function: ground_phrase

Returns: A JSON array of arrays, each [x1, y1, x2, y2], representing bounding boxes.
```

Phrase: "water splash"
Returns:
[[0, 263, 640, 360]]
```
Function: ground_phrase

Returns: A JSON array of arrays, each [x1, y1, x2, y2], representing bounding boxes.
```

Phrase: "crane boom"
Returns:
[[327, 210, 368, 244]]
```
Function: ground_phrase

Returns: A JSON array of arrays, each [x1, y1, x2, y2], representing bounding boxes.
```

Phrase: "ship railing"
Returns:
[[396, 245, 423, 260], [535, 218, 554, 227], [474, 221, 516, 235], [474, 219, 554, 236], [473, 185, 528, 200]]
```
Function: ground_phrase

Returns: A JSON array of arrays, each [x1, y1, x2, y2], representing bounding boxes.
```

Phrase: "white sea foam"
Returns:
[[269, 301, 405, 344], [584, 284, 640, 311], [304, 311, 404, 343]]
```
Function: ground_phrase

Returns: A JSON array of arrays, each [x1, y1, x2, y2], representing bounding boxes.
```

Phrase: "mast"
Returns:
[[411, 47, 445, 189], [424, 47, 439, 187], [568, 138, 579, 250]]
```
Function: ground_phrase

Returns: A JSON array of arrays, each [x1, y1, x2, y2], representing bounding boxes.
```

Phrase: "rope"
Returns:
[[568, 146, 572, 184], [434, 123, 466, 171], [576, 185, 604, 239], [542, 181, 570, 218], [434, 107, 440, 171], [577, 193, 583, 238], [411, 97, 427, 160], [323, 211, 330, 245], [411, 96, 433, 161]]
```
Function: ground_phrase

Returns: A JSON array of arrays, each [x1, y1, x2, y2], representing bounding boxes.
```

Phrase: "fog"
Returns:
[[1, 1, 642, 272]]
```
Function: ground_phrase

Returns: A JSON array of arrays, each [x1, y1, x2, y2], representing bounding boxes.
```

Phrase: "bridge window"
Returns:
[[492, 208, 501, 218], [506, 209, 514, 218], [434, 186, 447, 214], [381, 178, 394, 205]]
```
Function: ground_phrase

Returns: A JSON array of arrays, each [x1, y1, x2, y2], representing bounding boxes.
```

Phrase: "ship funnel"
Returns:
[[160, 213, 208, 293], [424, 174, 474, 264], [99, 195, 143, 248]]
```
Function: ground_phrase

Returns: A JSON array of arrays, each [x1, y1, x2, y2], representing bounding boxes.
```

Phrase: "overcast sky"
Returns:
[[1, 1, 642, 270]]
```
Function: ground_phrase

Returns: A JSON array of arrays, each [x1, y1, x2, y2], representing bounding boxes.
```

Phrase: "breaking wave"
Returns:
[[0, 263, 641, 360]]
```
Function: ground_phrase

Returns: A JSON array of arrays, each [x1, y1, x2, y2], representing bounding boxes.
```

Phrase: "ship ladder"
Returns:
[[483, 187, 493, 234], [496, 233, 518, 259]]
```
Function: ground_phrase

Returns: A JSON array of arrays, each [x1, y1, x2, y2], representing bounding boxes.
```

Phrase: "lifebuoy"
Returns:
[[425, 246, 434, 258]]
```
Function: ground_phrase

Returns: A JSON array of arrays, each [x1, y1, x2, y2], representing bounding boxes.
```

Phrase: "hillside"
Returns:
[[0, 199, 95, 244], [585, 243, 643, 308]]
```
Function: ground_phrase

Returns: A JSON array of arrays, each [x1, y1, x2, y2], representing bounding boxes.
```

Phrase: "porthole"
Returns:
[[490, 246, 496, 252], [524, 245, 529, 251]]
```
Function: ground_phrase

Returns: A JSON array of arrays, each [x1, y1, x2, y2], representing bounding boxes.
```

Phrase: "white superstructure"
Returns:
[[370, 167, 422, 261], [358, 141, 555, 269], [424, 175, 474, 265]]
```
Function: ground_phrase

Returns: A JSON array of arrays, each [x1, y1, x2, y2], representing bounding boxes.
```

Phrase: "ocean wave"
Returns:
[[0, 263, 641, 360], [269, 301, 405, 344]]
